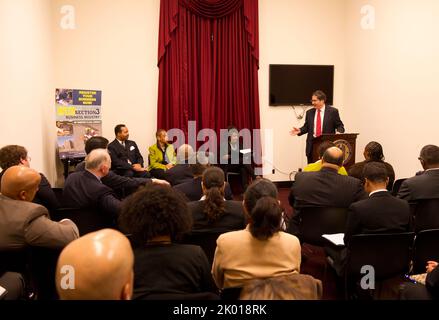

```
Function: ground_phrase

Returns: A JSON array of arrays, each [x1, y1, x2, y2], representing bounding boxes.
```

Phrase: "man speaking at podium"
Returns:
[[290, 90, 345, 164]]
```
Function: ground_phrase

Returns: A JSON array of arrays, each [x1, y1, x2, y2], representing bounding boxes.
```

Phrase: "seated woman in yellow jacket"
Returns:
[[304, 141, 348, 175], [148, 129, 177, 179]]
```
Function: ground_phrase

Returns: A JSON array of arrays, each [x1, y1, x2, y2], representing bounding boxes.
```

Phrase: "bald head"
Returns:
[[322, 147, 344, 168], [56, 229, 134, 300], [1, 166, 41, 201], [177, 144, 195, 163]]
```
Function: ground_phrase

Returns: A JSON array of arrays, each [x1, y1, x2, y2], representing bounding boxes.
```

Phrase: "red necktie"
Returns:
[[316, 109, 322, 137]]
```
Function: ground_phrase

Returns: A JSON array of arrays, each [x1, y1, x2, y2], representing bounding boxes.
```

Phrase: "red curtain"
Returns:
[[157, 0, 260, 144]]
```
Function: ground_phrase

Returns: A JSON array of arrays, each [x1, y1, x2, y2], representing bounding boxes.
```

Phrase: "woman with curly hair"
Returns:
[[212, 179, 301, 289], [188, 166, 246, 233], [118, 184, 217, 299]]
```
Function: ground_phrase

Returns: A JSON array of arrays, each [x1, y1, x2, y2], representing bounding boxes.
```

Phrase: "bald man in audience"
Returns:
[[164, 144, 196, 186], [63, 149, 122, 220], [288, 147, 366, 235], [56, 229, 134, 300], [0, 166, 79, 250]]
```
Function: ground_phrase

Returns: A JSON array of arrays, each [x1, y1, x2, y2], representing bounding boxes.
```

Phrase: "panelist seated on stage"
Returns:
[[290, 90, 345, 164], [303, 141, 348, 175], [148, 129, 177, 180], [220, 126, 255, 193], [107, 124, 149, 178]]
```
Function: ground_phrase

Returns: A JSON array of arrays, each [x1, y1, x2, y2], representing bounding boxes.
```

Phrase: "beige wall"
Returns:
[[344, 0, 439, 179], [2, 0, 438, 184], [0, 0, 55, 181]]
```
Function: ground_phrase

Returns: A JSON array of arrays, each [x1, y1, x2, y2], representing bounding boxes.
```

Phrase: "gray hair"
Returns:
[[85, 149, 111, 170]]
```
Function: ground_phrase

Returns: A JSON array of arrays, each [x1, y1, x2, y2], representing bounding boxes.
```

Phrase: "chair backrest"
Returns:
[[181, 232, 222, 265], [413, 199, 439, 233], [412, 228, 439, 274], [52, 207, 115, 236], [346, 232, 414, 280], [298, 207, 348, 246], [391, 178, 407, 196]]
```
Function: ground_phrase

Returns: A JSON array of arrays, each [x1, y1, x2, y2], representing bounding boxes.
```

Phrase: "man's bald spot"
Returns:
[[56, 229, 134, 300], [326, 147, 343, 158], [85, 148, 111, 171], [0, 166, 41, 199], [322, 147, 344, 167]]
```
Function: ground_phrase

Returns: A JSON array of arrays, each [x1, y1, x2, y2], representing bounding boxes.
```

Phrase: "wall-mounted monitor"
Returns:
[[269, 64, 334, 106]]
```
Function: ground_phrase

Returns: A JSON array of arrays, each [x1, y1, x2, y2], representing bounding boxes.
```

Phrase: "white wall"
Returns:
[[344, 0, 439, 179], [0, 0, 55, 181]]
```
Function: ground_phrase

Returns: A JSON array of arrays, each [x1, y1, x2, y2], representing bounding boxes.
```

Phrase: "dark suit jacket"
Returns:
[[289, 167, 366, 209], [75, 161, 150, 198], [348, 160, 395, 191], [107, 139, 144, 172], [63, 170, 121, 218], [173, 177, 233, 202], [0, 172, 59, 212], [298, 106, 345, 158], [343, 191, 410, 245], [165, 164, 194, 186], [427, 266, 439, 298], [397, 169, 439, 202], [188, 200, 246, 233]]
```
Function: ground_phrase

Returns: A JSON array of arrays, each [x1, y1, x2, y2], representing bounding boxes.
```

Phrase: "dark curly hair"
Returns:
[[244, 179, 281, 240], [202, 167, 225, 223], [0, 145, 27, 170], [365, 141, 385, 162], [118, 184, 192, 247]]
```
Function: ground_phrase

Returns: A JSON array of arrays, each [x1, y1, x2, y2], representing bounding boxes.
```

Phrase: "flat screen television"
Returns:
[[269, 64, 334, 106]]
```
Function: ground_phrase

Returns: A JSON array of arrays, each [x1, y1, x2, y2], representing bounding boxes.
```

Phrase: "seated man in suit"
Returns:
[[75, 136, 168, 198], [0, 145, 59, 212], [148, 129, 177, 179], [288, 147, 366, 235], [398, 144, 439, 202], [327, 162, 410, 276], [303, 141, 348, 175], [56, 229, 134, 300], [107, 124, 149, 178], [164, 144, 196, 186], [0, 166, 79, 250], [63, 149, 122, 220], [401, 261, 439, 300]]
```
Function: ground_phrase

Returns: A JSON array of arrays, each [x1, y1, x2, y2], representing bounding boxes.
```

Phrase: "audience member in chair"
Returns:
[[401, 260, 439, 300], [56, 229, 134, 300], [118, 185, 217, 299], [148, 129, 177, 179], [164, 144, 196, 186], [188, 167, 246, 233], [288, 147, 366, 235], [212, 179, 301, 289], [63, 149, 121, 219], [0, 166, 79, 249], [0, 145, 59, 211], [220, 126, 255, 193], [397, 144, 439, 203], [348, 141, 395, 191], [303, 141, 348, 175], [173, 161, 233, 201], [107, 124, 149, 178], [239, 274, 322, 300], [75, 136, 167, 198], [327, 162, 410, 276]]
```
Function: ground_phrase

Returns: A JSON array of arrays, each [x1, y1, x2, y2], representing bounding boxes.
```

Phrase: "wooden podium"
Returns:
[[312, 133, 359, 169]]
